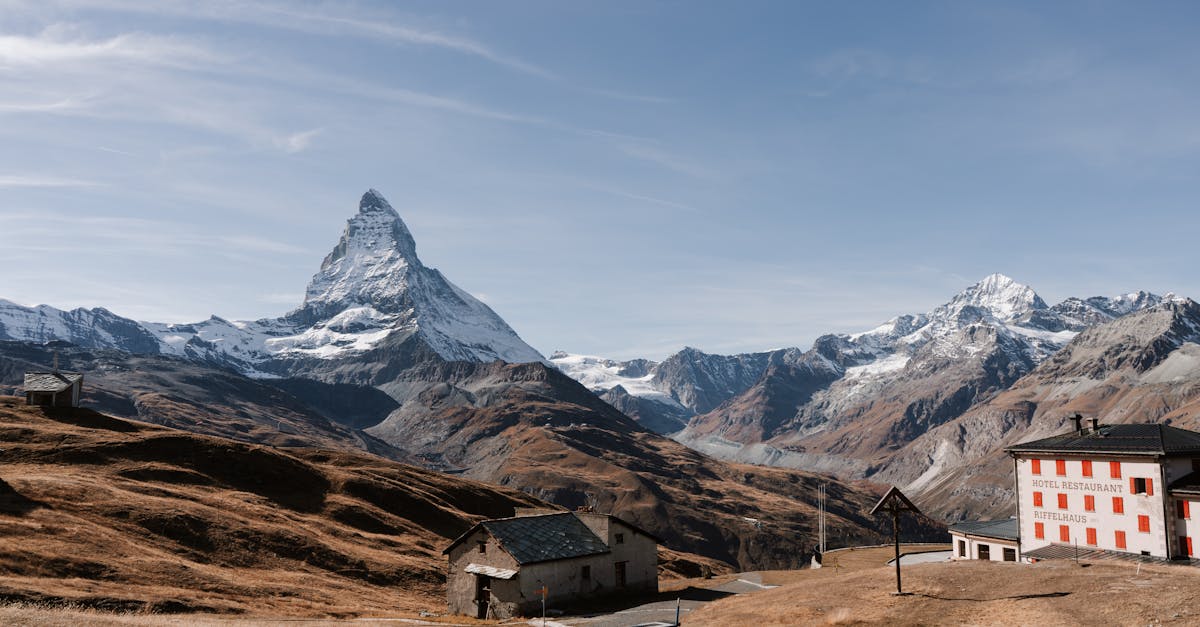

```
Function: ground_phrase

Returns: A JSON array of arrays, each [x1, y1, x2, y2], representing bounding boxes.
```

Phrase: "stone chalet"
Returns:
[[443, 509, 659, 619], [23, 372, 84, 408]]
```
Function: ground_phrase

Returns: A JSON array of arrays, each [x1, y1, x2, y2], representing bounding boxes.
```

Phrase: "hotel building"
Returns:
[[1006, 416, 1200, 561]]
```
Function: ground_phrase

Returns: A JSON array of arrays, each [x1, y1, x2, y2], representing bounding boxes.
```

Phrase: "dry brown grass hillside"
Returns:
[[689, 555, 1200, 626], [0, 396, 559, 618]]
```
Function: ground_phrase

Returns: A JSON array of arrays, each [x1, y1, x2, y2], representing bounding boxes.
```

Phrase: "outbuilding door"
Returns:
[[474, 575, 490, 619]]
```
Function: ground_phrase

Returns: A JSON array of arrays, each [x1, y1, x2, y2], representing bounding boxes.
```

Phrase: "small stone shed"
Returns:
[[443, 509, 659, 619], [23, 372, 84, 408]]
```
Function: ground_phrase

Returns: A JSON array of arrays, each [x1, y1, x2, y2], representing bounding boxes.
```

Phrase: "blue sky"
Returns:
[[2, 1, 1199, 360]]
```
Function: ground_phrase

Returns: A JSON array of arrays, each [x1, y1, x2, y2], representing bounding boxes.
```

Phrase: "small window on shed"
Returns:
[[1003, 547, 1016, 562], [477, 540, 486, 554], [615, 532, 625, 545], [581, 565, 591, 580]]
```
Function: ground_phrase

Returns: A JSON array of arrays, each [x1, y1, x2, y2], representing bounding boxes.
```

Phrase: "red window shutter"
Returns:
[[1110, 461, 1121, 478], [1130, 477, 1137, 494], [1146, 478, 1154, 496], [1086, 527, 1097, 546], [1058, 493, 1068, 509], [1189, 537, 1195, 557], [1084, 495, 1095, 512], [1186, 501, 1192, 519], [1033, 491, 1043, 507], [1034, 522, 1044, 539], [1115, 530, 1126, 549], [1059, 525, 1070, 542], [1178, 500, 1188, 518], [1082, 460, 1093, 477], [1113, 497, 1124, 514], [1056, 459, 1067, 476], [1032, 459, 1041, 475], [1138, 515, 1150, 533]]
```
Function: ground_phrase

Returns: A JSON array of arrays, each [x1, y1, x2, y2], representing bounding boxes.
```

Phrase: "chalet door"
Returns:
[[614, 561, 627, 588], [474, 575, 490, 619]]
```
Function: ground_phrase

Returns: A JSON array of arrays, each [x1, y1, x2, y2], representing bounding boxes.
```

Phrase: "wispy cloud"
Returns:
[[0, 174, 102, 188]]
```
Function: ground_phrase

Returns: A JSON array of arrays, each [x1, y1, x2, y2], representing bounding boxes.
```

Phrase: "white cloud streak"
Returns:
[[0, 174, 102, 188]]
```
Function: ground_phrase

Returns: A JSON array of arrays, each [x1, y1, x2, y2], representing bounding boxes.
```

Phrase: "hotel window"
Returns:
[[1056, 459, 1067, 476], [1110, 461, 1122, 478], [1033, 491, 1043, 507], [1081, 460, 1093, 477], [1131, 478, 1154, 496], [1031, 459, 1041, 475], [1057, 493, 1068, 509], [1178, 500, 1192, 519], [1113, 496, 1125, 514], [1034, 522, 1045, 539], [1086, 527, 1097, 546], [1059, 525, 1070, 542], [1115, 530, 1127, 549], [1084, 495, 1095, 512], [1138, 515, 1151, 533]]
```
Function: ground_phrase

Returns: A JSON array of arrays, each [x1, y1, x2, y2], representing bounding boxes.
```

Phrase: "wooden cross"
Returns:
[[869, 486, 922, 595]]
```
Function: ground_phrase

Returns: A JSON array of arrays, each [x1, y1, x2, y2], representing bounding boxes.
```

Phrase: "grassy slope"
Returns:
[[0, 396, 551, 617]]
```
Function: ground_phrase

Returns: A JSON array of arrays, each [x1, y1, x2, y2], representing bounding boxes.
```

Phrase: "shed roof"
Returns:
[[23, 372, 83, 393], [948, 518, 1019, 542], [1006, 423, 1200, 457], [1168, 471, 1200, 496], [445, 512, 611, 565]]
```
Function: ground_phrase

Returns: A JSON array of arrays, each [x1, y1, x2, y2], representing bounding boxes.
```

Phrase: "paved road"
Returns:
[[544, 572, 777, 627]]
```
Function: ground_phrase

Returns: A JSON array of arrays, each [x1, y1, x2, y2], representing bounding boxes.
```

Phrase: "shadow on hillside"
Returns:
[[917, 591, 1070, 602], [561, 585, 735, 617], [0, 477, 45, 516], [40, 407, 142, 433]]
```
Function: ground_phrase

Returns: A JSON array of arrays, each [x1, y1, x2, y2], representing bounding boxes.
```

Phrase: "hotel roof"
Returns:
[[948, 518, 1019, 542], [1006, 423, 1200, 457]]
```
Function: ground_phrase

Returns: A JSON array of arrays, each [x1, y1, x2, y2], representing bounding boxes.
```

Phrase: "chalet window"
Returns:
[[977, 544, 990, 560], [1178, 500, 1191, 519], [1131, 478, 1153, 495], [1138, 515, 1151, 533], [1081, 460, 1093, 477], [1086, 527, 1097, 546], [1059, 525, 1070, 542], [1033, 491, 1043, 507], [615, 533, 625, 545], [1055, 459, 1067, 476], [1110, 461, 1122, 479], [477, 540, 487, 554], [958, 540, 966, 557], [1115, 530, 1127, 549], [1084, 495, 1095, 512], [581, 565, 591, 580], [1003, 547, 1016, 562], [1031, 459, 1041, 475], [1057, 493, 1068, 509], [1113, 497, 1125, 514], [1034, 522, 1045, 539], [614, 561, 627, 588]]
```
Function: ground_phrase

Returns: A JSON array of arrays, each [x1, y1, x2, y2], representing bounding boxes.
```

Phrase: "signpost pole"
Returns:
[[893, 509, 902, 594]]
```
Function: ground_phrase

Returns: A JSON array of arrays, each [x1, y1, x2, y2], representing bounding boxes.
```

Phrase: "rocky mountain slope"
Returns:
[[871, 298, 1200, 520], [352, 359, 942, 569]]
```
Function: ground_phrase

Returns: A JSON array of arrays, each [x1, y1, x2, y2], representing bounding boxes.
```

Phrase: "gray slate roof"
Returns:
[[1006, 423, 1200, 457], [23, 372, 83, 393], [948, 518, 1019, 541], [480, 512, 610, 565]]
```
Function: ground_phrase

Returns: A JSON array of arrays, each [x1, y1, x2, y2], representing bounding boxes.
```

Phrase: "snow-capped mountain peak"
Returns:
[[936, 273, 1047, 322]]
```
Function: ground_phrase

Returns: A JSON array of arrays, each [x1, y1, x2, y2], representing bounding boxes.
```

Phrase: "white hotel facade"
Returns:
[[1005, 416, 1200, 562]]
